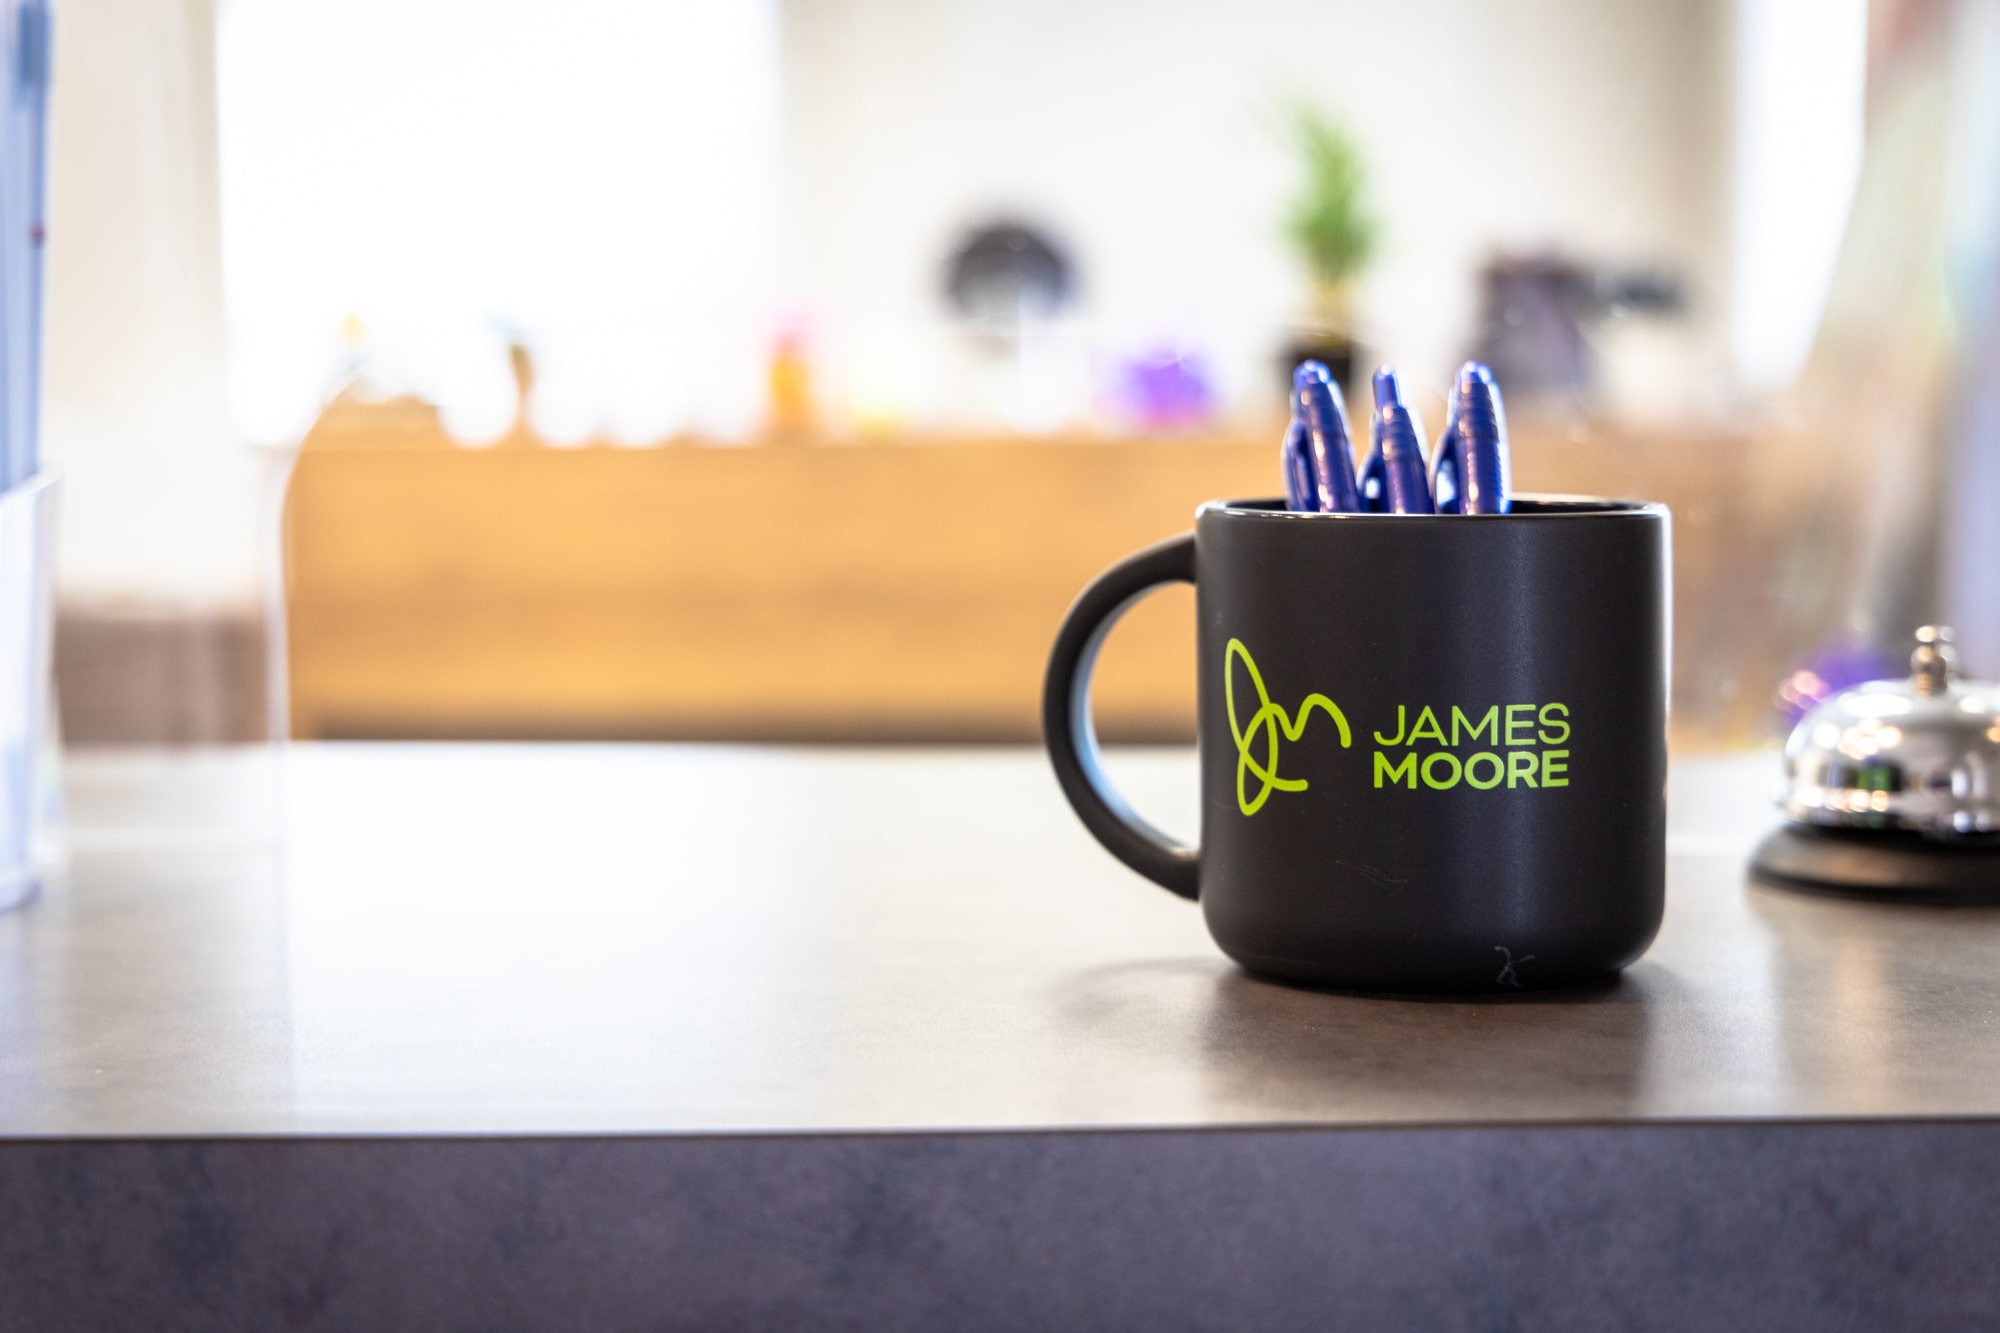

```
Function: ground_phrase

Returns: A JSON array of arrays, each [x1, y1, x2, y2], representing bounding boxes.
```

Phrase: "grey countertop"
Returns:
[[2, 742, 1998, 1138], [10, 743, 2000, 1329]]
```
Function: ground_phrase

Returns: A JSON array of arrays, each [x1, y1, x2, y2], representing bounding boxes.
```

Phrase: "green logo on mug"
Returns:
[[1227, 637, 1575, 816], [1226, 638, 1352, 816]]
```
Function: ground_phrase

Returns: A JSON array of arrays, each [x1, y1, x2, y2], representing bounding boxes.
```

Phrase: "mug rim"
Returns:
[[1199, 493, 1667, 521]]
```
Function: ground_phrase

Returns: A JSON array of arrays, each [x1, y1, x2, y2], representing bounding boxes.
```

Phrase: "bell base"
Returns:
[[1750, 825, 2000, 904]]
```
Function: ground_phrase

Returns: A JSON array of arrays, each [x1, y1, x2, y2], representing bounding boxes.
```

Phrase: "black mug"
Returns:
[[1044, 496, 1669, 992]]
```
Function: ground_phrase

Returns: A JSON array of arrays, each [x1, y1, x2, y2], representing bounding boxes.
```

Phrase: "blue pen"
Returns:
[[1355, 370, 1416, 513], [1370, 367, 1434, 514], [1280, 416, 1315, 511], [1430, 391, 1463, 513], [1356, 446, 1384, 511], [1447, 361, 1511, 514], [1292, 361, 1362, 512]]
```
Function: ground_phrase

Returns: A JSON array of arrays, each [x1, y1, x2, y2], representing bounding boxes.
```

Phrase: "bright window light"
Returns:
[[1731, 0, 1868, 395], [216, 0, 781, 446]]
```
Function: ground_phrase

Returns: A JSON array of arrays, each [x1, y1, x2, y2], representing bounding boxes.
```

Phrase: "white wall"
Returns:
[[217, 0, 783, 448], [782, 0, 1737, 427], [42, 0, 1839, 608]]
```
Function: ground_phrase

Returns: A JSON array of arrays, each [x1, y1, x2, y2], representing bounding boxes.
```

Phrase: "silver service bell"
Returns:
[[1752, 627, 2000, 901], [1777, 627, 1999, 838]]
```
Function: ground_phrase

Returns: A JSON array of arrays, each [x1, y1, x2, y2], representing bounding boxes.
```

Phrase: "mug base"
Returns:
[[1222, 945, 1627, 996]]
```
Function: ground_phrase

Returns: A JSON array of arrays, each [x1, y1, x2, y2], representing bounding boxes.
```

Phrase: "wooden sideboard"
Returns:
[[285, 404, 1752, 743]]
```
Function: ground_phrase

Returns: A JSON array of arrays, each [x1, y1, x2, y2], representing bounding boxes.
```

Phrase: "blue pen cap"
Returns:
[[1449, 361, 1510, 515], [1294, 359, 1334, 412], [1292, 361, 1363, 513], [1370, 366, 1434, 515], [1357, 448, 1385, 512], [1280, 416, 1316, 512], [1431, 391, 1463, 514]]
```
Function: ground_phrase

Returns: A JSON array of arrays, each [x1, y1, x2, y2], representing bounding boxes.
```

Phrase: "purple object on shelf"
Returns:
[[1775, 639, 1901, 725], [1117, 346, 1215, 432]]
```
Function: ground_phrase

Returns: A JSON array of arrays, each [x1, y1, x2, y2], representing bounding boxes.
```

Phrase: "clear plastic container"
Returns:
[[0, 470, 59, 910]]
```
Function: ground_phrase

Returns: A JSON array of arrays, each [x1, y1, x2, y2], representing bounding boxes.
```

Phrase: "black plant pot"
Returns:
[[1278, 329, 1364, 406]]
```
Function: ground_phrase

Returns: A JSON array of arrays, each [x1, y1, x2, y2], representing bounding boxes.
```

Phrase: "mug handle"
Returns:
[[1042, 533, 1200, 900]]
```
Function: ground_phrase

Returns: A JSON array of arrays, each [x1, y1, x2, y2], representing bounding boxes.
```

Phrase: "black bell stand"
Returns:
[[1751, 825, 2000, 904]]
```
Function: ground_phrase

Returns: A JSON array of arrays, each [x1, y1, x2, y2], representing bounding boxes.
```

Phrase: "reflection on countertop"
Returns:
[[6, 744, 2000, 1137]]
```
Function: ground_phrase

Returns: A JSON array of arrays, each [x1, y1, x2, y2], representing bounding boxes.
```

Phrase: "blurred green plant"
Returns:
[[1282, 104, 1376, 328]]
